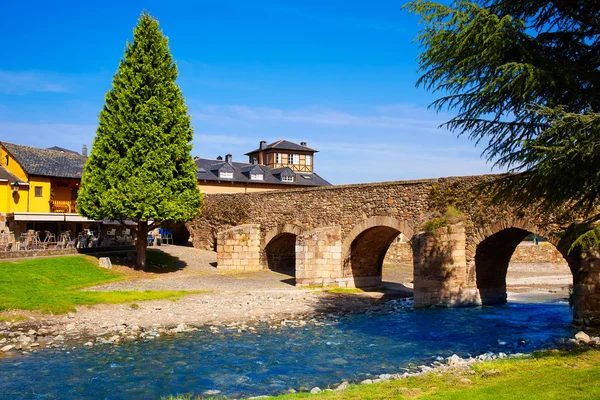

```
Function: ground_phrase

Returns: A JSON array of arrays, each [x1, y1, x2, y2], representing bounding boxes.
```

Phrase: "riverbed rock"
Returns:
[[459, 378, 472, 384], [310, 387, 322, 394], [481, 369, 501, 377], [361, 379, 373, 385], [447, 354, 466, 367], [335, 381, 349, 391], [575, 331, 591, 343], [1, 344, 15, 352], [98, 257, 112, 269], [203, 390, 221, 396]]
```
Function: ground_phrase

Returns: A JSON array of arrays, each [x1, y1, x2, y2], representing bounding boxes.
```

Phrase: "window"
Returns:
[[287, 153, 293, 164], [250, 173, 263, 181], [34, 186, 43, 197], [293, 154, 300, 165], [306, 155, 312, 166], [282, 175, 294, 182], [265, 154, 270, 164], [251, 156, 258, 164], [5, 155, 9, 166], [219, 171, 233, 179], [275, 153, 282, 164]]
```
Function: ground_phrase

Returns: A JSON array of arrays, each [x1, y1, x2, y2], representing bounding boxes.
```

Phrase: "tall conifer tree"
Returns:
[[77, 12, 202, 269]]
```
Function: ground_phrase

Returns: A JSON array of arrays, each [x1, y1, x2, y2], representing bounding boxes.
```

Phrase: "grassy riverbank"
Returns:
[[166, 349, 600, 399], [0, 255, 196, 313]]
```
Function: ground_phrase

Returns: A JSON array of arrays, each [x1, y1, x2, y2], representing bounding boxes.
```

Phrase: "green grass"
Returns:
[[164, 349, 600, 400], [0, 256, 197, 314]]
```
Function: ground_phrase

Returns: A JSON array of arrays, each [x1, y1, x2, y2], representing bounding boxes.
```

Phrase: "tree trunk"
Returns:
[[136, 222, 149, 270]]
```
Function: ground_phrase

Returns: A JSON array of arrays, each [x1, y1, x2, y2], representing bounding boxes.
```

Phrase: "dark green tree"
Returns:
[[405, 1, 600, 244], [77, 12, 203, 269]]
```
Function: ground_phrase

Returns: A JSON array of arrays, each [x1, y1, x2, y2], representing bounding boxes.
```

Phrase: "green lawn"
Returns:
[[166, 349, 600, 400], [0, 255, 195, 314]]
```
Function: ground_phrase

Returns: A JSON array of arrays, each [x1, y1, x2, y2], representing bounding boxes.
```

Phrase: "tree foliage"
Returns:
[[77, 12, 203, 268], [405, 1, 600, 222]]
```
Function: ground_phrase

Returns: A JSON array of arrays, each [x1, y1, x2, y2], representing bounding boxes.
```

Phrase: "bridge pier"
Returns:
[[295, 226, 343, 287], [216, 224, 262, 271], [573, 249, 600, 326], [412, 223, 480, 307]]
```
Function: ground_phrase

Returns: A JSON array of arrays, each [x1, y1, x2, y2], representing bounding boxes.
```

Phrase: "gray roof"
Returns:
[[195, 158, 330, 187], [2, 142, 87, 179], [0, 166, 24, 184], [245, 140, 317, 155]]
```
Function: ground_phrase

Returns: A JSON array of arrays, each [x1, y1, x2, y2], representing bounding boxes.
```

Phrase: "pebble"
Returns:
[[575, 331, 590, 343], [1, 344, 15, 352]]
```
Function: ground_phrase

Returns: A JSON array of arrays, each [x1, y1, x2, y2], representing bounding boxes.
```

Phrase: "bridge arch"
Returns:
[[472, 219, 573, 305], [342, 216, 414, 288], [262, 224, 304, 277]]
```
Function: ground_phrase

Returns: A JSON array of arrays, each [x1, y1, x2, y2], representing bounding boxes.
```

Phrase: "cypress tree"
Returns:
[[77, 12, 203, 269]]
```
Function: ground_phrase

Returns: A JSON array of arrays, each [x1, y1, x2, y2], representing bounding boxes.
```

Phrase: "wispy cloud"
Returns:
[[0, 70, 72, 95], [192, 104, 449, 133]]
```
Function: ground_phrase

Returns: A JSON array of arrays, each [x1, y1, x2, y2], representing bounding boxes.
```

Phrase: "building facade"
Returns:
[[0, 142, 93, 235]]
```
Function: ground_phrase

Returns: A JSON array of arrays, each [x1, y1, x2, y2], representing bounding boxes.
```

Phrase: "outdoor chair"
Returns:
[[160, 228, 173, 245]]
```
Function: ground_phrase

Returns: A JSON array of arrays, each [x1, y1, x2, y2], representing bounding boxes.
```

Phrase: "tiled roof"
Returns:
[[0, 166, 24, 184], [245, 140, 317, 155], [2, 142, 87, 179], [195, 158, 330, 187]]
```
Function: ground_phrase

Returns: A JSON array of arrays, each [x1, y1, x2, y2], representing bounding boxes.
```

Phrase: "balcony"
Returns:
[[50, 200, 77, 213]]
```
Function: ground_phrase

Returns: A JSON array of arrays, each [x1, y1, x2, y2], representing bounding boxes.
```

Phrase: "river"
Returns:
[[0, 298, 573, 399]]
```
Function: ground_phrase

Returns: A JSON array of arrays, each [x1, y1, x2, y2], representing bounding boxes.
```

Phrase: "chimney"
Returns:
[[82, 144, 88, 156], [259, 140, 267, 150], [300, 141, 307, 147], [216, 155, 223, 161], [225, 154, 232, 164]]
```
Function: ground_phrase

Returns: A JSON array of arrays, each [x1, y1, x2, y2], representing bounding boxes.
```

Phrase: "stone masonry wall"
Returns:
[[216, 224, 261, 271], [295, 226, 343, 287]]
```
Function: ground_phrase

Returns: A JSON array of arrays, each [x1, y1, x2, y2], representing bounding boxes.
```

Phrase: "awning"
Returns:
[[9, 212, 98, 223]]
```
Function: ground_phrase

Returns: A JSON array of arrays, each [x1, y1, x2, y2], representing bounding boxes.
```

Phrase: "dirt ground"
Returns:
[[1, 245, 573, 340]]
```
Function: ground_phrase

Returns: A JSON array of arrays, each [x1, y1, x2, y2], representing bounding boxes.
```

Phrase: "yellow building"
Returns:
[[197, 140, 330, 194], [0, 142, 93, 236]]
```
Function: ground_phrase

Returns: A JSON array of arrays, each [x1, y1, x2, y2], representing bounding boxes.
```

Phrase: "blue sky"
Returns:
[[0, 0, 497, 184]]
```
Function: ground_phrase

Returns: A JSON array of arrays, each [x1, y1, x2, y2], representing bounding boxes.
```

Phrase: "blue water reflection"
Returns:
[[0, 300, 574, 399]]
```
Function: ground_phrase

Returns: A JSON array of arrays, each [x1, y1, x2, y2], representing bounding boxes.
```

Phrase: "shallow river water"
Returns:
[[0, 299, 574, 399]]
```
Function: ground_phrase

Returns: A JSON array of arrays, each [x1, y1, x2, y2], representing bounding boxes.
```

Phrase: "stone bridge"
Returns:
[[187, 175, 600, 325]]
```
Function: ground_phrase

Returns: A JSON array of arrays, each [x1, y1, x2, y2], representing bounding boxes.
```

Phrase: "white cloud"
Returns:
[[0, 70, 71, 94]]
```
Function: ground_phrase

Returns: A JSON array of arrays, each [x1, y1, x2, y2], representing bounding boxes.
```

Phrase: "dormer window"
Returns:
[[250, 173, 263, 181], [282, 175, 294, 182], [219, 171, 233, 179]]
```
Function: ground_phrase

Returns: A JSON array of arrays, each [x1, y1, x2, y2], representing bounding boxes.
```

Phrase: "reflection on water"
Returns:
[[0, 300, 573, 399]]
